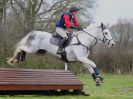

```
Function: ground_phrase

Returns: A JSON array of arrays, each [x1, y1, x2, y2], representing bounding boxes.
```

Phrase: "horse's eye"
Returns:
[[105, 32, 108, 35]]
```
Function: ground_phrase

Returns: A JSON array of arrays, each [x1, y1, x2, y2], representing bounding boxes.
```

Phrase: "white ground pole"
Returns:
[[65, 62, 68, 70]]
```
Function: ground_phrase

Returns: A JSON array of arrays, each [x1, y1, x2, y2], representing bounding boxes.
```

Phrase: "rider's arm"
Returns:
[[73, 17, 78, 27], [64, 15, 71, 28], [73, 17, 82, 30]]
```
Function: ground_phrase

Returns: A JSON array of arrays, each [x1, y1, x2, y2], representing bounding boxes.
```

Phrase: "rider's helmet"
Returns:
[[69, 6, 80, 13]]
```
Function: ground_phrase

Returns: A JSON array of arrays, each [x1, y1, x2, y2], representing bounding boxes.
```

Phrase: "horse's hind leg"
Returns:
[[15, 50, 26, 62], [7, 48, 22, 65], [20, 51, 26, 61], [7, 46, 33, 65]]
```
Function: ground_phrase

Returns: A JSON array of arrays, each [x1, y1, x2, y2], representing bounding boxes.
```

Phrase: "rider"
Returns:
[[56, 6, 82, 54]]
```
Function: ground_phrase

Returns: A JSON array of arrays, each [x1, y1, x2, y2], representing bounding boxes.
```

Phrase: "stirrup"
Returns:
[[56, 48, 64, 54]]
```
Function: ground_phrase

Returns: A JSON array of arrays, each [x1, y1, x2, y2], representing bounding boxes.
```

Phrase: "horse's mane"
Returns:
[[86, 24, 99, 30], [74, 24, 99, 35]]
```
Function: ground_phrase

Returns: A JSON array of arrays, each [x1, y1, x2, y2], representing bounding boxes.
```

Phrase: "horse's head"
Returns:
[[98, 23, 115, 47]]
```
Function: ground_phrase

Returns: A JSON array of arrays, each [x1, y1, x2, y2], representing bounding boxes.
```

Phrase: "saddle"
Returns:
[[50, 33, 72, 47]]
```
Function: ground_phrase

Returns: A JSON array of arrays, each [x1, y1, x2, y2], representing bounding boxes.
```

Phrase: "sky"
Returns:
[[94, 0, 133, 25]]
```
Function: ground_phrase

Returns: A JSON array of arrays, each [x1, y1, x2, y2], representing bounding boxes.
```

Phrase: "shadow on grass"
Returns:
[[0, 90, 90, 96]]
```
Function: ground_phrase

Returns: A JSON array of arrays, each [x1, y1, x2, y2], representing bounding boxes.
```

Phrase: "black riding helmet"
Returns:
[[69, 6, 80, 12]]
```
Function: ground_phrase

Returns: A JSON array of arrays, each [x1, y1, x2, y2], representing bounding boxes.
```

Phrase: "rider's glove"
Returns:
[[70, 26, 83, 31], [76, 27, 83, 31], [70, 26, 77, 29]]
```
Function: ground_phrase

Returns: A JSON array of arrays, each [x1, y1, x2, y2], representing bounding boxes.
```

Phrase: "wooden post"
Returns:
[[65, 62, 68, 70]]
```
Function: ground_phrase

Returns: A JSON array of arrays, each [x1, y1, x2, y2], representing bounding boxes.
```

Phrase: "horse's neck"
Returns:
[[75, 28, 100, 47]]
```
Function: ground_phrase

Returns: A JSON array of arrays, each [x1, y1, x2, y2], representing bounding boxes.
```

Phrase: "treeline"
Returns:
[[0, 0, 133, 74]]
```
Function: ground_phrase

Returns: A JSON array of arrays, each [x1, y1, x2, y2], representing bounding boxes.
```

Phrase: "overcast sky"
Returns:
[[94, 0, 133, 25]]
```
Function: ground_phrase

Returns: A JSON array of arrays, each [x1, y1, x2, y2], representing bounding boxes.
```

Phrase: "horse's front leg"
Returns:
[[77, 57, 103, 86]]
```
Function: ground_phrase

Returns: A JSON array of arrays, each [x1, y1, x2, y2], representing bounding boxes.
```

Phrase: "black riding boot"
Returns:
[[56, 37, 67, 54]]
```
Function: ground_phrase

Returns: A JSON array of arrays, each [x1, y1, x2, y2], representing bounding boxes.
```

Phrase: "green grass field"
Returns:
[[0, 74, 133, 99]]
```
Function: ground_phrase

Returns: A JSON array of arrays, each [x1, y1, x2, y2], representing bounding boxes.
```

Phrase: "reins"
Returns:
[[69, 27, 113, 53]]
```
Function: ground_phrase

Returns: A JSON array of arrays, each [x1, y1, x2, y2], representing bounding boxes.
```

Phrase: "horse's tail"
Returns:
[[16, 32, 31, 48]]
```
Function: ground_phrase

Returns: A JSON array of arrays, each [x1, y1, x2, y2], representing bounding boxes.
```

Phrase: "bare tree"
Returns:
[[10, 0, 44, 33], [0, 0, 10, 39], [9, 0, 96, 33], [110, 18, 133, 49]]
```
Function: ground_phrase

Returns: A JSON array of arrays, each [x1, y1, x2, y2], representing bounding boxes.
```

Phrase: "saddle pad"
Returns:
[[49, 36, 61, 46], [49, 33, 73, 47]]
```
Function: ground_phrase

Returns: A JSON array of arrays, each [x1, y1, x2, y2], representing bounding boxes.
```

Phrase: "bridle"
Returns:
[[82, 26, 113, 45], [70, 26, 113, 52], [101, 27, 113, 45]]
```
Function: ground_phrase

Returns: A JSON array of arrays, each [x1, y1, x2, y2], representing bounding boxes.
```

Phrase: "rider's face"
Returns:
[[72, 11, 79, 16]]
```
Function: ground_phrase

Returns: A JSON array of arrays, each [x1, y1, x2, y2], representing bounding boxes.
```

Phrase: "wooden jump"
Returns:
[[0, 68, 83, 94]]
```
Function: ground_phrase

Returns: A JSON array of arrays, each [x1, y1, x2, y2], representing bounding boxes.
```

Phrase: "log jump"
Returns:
[[0, 68, 85, 95]]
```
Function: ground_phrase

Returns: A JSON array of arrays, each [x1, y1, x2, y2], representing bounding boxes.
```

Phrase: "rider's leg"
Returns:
[[56, 37, 67, 54], [56, 27, 68, 54], [56, 27, 69, 38]]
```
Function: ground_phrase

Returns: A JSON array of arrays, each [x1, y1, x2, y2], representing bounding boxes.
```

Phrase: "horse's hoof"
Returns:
[[11, 61, 13, 63], [13, 59, 19, 63], [96, 78, 102, 87], [7, 60, 14, 66], [96, 82, 101, 86], [6, 58, 18, 66]]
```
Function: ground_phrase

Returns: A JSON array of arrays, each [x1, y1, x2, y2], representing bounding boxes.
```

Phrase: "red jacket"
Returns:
[[56, 12, 79, 29], [64, 15, 78, 28]]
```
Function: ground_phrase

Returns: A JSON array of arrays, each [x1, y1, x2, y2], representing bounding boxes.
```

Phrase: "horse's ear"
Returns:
[[107, 23, 109, 28], [101, 22, 104, 28]]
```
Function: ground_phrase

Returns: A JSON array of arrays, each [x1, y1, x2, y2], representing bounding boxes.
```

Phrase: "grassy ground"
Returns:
[[0, 74, 132, 99]]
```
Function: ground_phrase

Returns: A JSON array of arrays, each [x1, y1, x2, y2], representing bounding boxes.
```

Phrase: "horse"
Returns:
[[7, 23, 115, 86]]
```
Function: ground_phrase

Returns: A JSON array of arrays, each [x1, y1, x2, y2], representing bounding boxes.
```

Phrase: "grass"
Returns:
[[0, 74, 133, 99]]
